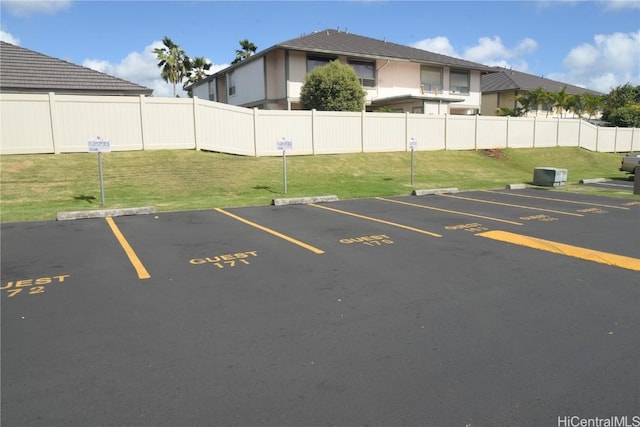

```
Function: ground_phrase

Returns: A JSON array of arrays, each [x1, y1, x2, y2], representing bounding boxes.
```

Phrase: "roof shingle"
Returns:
[[482, 68, 601, 95], [0, 41, 153, 95], [277, 29, 495, 71]]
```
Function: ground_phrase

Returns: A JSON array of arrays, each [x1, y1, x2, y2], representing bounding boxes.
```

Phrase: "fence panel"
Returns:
[[557, 120, 580, 147], [596, 128, 617, 152], [579, 121, 597, 151], [446, 115, 475, 150], [142, 97, 195, 150], [612, 128, 636, 152], [363, 113, 407, 152], [406, 115, 446, 151], [0, 93, 54, 154], [533, 119, 558, 148], [196, 101, 255, 156], [255, 110, 313, 156], [477, 116, 508, 149], [54, 95, 144, 152], [313, 111, 363, 154], [505, 117, 534, 148]]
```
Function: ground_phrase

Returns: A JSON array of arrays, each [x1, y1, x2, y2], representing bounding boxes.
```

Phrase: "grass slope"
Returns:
[[0, 147, 632, 223]]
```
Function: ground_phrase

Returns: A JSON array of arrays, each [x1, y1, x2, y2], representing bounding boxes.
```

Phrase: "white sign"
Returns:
[[277, 139, 293, 151], [88, 138, 111, 153], [409, 138, 417, 149]]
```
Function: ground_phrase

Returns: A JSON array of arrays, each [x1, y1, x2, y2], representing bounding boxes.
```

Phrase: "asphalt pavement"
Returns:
[[2, 188, 639, 427]]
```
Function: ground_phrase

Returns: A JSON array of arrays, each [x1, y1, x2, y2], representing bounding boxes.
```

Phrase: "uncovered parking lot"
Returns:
[[2, 189, 639, 426]]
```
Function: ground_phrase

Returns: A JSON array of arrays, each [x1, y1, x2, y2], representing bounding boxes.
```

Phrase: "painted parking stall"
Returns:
[[1, 190, 638, 426]]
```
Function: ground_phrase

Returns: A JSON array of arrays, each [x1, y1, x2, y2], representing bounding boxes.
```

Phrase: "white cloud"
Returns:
[[599, 0, 640, 10], [413, 35, 538, 71], [412, 36, 459, 58], [560, 31, 640, 92], [463, 36, 538, 66], [564, 43, 599, 68], [83, 41, 228, 98], [2, 0, 71, 16], [0, 29, 20, 45]]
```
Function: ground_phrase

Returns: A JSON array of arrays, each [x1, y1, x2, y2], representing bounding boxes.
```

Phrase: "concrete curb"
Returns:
[[579, 178, 607, 184], [272, 195, 339, 206], [56, 206, 156, 221], [505, 183, 527, 190], [412, 188, 459, 196]]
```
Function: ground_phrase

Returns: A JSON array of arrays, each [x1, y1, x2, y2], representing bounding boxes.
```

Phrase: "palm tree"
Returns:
[[154, 36, 191, 97], [497, 106, 524, 117], [567, 94, 585, 118], [184, 57, 212, 95], [583, 93, 603, 120], [232, 39, 257, 64], [551, 87, 570, 118]]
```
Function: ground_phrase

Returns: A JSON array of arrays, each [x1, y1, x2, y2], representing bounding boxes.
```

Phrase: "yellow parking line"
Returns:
[[477, 230, 640, 272], [481, 190, 629, 210], [440, 194, 584, 217], [375, 197, 523, 226], [215, 208, 324, 254], [105, 217, 151, 280], [309, 203, 442, 238]]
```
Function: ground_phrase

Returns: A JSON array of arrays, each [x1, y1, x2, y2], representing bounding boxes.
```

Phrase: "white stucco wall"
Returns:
[[227, 56, 265, 106]]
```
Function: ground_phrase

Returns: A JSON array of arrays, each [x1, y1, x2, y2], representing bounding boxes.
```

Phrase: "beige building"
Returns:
[[190, 29, 495, 115]]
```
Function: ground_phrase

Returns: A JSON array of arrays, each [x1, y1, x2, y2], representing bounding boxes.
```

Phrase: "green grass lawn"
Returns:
[[0, 147, 633, 223]]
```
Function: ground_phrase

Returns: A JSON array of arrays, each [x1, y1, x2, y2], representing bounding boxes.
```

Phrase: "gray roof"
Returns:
[[0, 41, 153, 96], [276, 29, 495, 71], [192, 28, 495, 89], [482, 68, 602, 95]]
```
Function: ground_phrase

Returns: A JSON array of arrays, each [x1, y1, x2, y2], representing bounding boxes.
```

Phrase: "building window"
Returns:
[[307, 55, 336, 72], [420, 65, 442, 93], [208, 81, 216, 101], [450, 69, 469, 94], [349, 60, 376, 87], [228, 71, 236, 96]]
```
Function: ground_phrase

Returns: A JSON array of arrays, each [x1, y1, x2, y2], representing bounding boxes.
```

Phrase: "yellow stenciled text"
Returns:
[[1, 275, 71, 298]]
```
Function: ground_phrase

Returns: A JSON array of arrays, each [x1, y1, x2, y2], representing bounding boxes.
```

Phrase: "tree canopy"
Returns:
[[300, 60, 366, 112], [153, 36, 191, 97], [602, 84, 640, 127], [232, 39, 257, 64]]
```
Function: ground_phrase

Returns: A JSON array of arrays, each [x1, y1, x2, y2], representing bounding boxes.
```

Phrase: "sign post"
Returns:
[[409, 137, 417, 185], [88, 137, 111, 206], [277, 137, 293, 194]]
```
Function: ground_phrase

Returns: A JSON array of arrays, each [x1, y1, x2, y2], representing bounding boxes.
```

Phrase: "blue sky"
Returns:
[[1, 0, 639, 97]]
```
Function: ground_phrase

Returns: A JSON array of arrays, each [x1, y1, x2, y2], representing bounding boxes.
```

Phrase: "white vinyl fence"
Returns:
[[1, 93, 638, 155]]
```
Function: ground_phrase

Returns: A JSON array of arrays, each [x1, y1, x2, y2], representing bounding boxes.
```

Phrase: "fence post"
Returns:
[[138, 95, 147, 150], [48, 92, 59, 154], [578, 118, 582, 150], [506, 115, 510, 149], [361, 111, 365, 153], [192, 96, 199, 150], [444, 113, 448, 150], [405, 112, 410, 151], [474, 114, 478, 150], [312, 109, 317, 155], [253, 108, 259, 157]]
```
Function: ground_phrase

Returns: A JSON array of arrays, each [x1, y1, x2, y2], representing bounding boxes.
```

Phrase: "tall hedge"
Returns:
[[300, 60, 366, 112]]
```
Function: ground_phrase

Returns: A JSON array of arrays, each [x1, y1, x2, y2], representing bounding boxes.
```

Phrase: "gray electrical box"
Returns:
[[533, 167, 568, 187]]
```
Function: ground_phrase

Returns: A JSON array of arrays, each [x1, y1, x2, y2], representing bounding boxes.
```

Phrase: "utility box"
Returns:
[[533, 167, 568, 187]]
